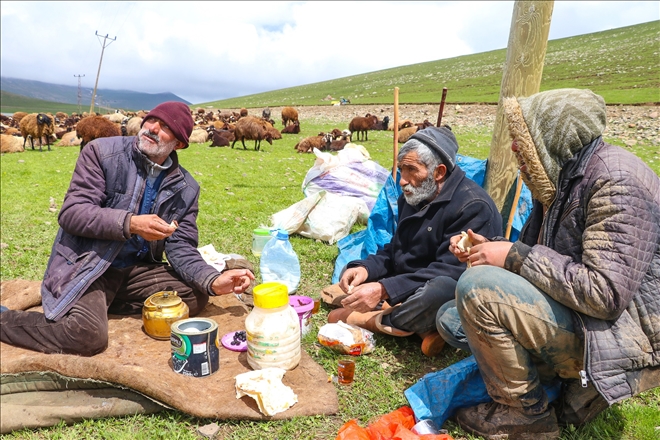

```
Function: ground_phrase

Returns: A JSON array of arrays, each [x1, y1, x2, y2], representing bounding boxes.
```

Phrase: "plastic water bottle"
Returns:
[[260, 229, 301, 294], [245, 282, 301, 370]]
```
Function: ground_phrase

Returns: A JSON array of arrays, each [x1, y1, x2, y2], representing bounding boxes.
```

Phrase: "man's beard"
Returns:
[[137, 128, 178, 159], [401, 172, 438, 206]]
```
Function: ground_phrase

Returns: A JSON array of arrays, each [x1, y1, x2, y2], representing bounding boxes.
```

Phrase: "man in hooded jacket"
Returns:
[[438, 89, 660, 439]]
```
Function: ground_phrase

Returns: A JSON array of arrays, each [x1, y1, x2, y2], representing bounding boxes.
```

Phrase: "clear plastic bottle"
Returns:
[[245, 282, 301, 370], [259, 229, 301, 294]]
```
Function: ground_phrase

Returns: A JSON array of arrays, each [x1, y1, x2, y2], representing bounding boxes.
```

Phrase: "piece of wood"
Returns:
[[505, 173, 524, 239], [484, 1, 554, 212], [392, 87, 399, 179], [436, 87, 448, 127]]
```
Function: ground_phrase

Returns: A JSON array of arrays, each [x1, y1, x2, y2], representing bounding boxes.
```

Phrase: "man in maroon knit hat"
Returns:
[[0, 102, 255, 356]]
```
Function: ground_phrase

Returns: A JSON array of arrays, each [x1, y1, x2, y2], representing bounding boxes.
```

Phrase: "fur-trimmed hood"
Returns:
[[503, 89, 607, 206]]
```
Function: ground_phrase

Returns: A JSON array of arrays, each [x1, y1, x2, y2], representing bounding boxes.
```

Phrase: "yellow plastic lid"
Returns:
[[252, 282, 289, 308]]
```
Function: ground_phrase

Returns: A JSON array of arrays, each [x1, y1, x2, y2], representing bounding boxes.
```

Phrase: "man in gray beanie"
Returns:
[[441, 89, 660, 439], [1, 102, 255, 356], [328, 126, 502, 357]]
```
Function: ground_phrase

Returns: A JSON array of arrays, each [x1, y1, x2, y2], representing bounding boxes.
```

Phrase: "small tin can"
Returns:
[[170, 318, 220, 377], [142, 291, 189, 340]]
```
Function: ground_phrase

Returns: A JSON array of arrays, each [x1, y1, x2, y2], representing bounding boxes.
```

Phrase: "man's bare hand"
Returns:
[[211, 269, 255, 295], [449, 229, 487, 263], [466, 241, 514, 268], [339, 266, 368, 293], [341, 282, 386, 313], [129, 214, 177, 241]]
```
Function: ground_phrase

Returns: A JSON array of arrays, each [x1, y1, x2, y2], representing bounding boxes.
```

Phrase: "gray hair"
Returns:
[[397, 139, 442, 172]]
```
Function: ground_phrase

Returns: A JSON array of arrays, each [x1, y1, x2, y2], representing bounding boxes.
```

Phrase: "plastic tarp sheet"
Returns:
[[404, 356, 561, 428], [332, 155, 533, 283], [302, 147, 391, 212]]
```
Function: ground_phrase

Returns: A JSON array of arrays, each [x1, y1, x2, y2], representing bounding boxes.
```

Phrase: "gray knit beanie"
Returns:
[[408, 126, 459, 171]]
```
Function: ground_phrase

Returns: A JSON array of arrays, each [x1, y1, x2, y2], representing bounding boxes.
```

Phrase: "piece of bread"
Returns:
[[457, 231, 472, 252]]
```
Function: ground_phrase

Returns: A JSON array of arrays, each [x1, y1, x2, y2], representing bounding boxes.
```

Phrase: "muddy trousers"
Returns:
[[436, 266, 583, 410], [0, 264, 208, 356]]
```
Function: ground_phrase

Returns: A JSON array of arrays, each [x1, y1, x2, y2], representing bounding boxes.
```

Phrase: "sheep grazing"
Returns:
[[12, 112, 28, 126], [372, 116, 390, 131], [188, 128, 209, 144], [328, 133, 351, 152], [58, 131, 82, 147], [76, 115, 122, 151], [1, 134, 24, 153], [104, 112, 126, 124], [19, 113, 56, 151], [348, 115, 378, 141], [262, 107, 271, 120], [125, 116, 143, 136], [231, 116, 273, 151], [281, 120, 301, 134], [281, 107, 299, 127], [207, 126, 235, 147], [397, 126, 419, 144], [294, 133, 332, 153]]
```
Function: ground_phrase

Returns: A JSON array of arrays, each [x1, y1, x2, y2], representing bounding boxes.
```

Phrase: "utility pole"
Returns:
[[74, 74, 85, 114], [89, 31, 116, 114], [484, 1, 553, 212]]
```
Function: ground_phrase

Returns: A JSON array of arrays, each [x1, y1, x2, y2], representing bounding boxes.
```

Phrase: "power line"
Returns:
[[74, 74, 85, 114], [89, 31, 116, 114]]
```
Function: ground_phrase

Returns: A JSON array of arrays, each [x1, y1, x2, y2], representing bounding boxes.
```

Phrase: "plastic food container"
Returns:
[[251, 228, 272, 257], [245, 282, 301, 370]]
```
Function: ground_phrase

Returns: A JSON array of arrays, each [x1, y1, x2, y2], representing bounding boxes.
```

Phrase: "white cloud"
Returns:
[[1, 1, 657, 103]]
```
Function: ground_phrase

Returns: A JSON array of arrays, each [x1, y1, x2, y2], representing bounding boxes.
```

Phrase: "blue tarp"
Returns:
[[404, 356, 561, 427], [332, 155, 533, 283]]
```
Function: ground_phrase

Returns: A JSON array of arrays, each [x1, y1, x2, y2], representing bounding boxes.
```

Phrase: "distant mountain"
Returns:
[[0, 77, 190, 111]]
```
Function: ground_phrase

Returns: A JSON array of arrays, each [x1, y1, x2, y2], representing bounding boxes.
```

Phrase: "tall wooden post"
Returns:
[[484, 1, 554, 211]]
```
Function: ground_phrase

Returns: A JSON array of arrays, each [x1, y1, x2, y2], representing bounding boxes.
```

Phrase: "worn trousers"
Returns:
[[436, 266, 584, 410], [381, 275, 457, 334], [0, 263, 208, 356]]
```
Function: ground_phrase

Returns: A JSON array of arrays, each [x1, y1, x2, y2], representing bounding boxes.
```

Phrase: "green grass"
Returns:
[[2, 116, 659, 439]]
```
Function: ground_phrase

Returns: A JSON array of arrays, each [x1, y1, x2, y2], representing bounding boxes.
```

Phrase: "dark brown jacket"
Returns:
[[41, 136, 220, 320]]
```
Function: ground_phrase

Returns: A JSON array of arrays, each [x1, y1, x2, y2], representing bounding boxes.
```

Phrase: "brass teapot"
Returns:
[[142, 291, 189, 340]]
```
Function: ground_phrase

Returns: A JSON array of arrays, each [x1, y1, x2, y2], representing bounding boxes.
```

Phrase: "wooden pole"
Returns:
[[436, 87, 448, 127], [504, 173, 524, 239], [392, 87, 399, 179], [484, 1, 554, 212]]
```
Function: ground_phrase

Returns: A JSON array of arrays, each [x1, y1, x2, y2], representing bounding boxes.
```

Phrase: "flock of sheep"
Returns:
[[0, 105, 436, 154]]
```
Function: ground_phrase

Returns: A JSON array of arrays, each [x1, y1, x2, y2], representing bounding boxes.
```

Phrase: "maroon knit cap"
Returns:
[[141, 101, 193, 148]]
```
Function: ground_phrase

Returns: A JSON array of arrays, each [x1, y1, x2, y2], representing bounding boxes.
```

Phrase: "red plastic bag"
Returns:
[[368, 406, 415, 440], [336, 419, 371, 440], [335, 407, 454, 440]]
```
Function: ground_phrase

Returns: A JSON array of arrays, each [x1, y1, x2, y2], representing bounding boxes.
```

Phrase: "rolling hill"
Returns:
[[1, 20, 658, 115]]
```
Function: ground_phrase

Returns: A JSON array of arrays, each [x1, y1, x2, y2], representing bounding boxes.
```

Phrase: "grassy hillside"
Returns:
[[0, 91, 84, 114], [203, 20, 659, 108]]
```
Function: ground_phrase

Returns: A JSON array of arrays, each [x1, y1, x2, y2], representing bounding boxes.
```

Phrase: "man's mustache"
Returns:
[[142, 131, 160, 143]]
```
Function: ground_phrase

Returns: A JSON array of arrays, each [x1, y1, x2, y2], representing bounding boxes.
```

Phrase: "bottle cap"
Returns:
[[252, 282, 289, 308], [275, 229, 289, 240]]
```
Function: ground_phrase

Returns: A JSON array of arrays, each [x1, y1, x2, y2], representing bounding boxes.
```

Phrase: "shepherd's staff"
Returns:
[[436, 87, 448, 127], [392, 87, 400, 179], [505, 172, 524, 240]]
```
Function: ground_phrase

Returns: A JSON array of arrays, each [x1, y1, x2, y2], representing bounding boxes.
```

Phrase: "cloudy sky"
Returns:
[[1, 1, 657, 104]]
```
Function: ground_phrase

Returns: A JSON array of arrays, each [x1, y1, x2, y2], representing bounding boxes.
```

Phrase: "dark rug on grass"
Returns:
[[0, 280, 338, 433]]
